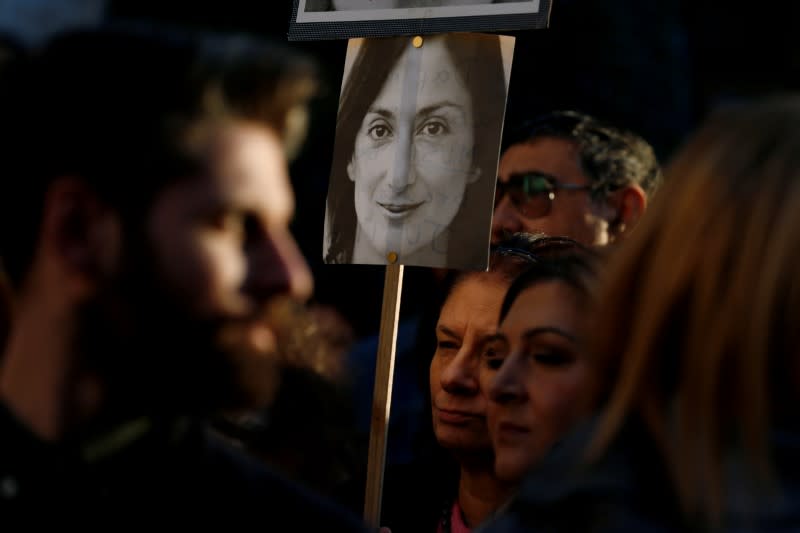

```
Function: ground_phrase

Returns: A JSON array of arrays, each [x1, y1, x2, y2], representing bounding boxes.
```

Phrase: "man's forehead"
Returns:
[[500, 137, 584, 179], [220, 122, 288, 178], [170, 121, 294, 216]]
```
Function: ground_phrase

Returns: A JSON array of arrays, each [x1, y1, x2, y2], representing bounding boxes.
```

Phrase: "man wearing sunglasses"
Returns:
[[492, 110, 661, 246]]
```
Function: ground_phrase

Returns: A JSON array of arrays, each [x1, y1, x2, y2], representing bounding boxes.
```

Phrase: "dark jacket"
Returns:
[[0, 402, 369, 530], [379, 461, 459, 533], [479, 417, 800, 533]]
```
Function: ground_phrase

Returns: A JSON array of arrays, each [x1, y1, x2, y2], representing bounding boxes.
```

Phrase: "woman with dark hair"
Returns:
[[324, 33, 507, 269], [481, 250, 599, 485]]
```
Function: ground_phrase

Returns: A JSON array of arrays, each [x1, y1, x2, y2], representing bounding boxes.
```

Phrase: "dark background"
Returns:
[[0, 0, 796, 480], [106, 0, 799, 336], [1, 0, 791, 335]]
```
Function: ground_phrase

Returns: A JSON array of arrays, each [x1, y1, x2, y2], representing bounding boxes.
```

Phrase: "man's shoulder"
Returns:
[[200, 429, 368, 531], [0, 405, 367, 530]]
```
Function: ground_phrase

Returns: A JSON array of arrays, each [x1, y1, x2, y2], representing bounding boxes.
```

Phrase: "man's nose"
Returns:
[[491, 195, 523, 244], [245, 227, 313, 305]]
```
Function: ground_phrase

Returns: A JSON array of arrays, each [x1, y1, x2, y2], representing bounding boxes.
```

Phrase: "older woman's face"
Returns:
[[347, 37, 476, 261], [430, 274, 507, 453], [482, 281, 593, 482]]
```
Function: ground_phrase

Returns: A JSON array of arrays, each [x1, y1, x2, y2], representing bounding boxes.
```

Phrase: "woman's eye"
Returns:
[[481, 344, 506, 371], [484, 356, 504, 371], [367, 123, 392, 140], [419, 120, 448, 137], [533, 352, 571, 367], [437, 341, 459, 351]]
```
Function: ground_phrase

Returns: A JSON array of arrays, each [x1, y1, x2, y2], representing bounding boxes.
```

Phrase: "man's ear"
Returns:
[[40, 177, 121, 293], [606, 184, 647, 240]]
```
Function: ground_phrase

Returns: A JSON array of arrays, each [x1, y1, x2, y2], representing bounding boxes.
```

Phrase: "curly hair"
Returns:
[[505, 110, 662, 198]]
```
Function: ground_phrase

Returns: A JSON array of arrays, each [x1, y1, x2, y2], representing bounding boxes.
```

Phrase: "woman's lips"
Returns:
[[494, 421, 531, 444], [377, 201, 424, 219], [435, 407, 483, 425]]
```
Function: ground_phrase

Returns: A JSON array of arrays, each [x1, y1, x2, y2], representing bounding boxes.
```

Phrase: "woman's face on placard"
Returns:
[[347, 37, 477, 260]]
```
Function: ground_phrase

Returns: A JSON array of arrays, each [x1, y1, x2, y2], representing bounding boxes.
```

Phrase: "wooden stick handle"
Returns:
[[363, 263, 404, 528]]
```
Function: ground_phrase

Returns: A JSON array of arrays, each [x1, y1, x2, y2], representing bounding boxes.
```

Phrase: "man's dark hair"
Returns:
[[505, 110, 662, 198], [0, 25, 316, 286]]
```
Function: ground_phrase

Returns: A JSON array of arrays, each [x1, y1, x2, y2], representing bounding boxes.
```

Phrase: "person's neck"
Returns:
[[457, 456, 514, 529], [0, 291, 100, 442]]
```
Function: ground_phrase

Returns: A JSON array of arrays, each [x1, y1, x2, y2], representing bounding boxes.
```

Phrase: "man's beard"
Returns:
[[72, 240, 283, 424]]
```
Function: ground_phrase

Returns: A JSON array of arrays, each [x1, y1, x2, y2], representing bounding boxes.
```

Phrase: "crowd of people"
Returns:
[[0, 15, 798, 533]]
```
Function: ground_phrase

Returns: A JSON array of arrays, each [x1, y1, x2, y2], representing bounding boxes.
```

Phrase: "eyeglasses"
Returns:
[[494, 171, 597, 219]]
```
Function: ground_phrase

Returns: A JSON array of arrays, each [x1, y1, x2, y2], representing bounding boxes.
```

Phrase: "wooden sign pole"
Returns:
[[363, 263, 404, 528]]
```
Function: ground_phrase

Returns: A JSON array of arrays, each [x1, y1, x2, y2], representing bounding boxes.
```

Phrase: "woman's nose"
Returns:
[[440, 347, 480, 396], [489, 352, 526, 405], [388, 130, 416, 192]]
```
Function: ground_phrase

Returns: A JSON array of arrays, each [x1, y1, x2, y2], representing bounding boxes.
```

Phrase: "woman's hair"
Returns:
[[498, 247, 599, 324], [448, 233, 595, 301], [586, 95, 800, 526], [324, 33, 507, 265]]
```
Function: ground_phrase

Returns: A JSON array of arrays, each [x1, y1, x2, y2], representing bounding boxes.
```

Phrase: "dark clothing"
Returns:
[[350, 317, 427, 466], [338, 458, 458, 533], [480, 417, 800, 533], [478, 418, 679, 533], [0, 402, 368, 529], [378, 461, 459, 533]]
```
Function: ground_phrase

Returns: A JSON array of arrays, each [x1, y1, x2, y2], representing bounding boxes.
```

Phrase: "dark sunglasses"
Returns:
[[494, 171, 596, 219]]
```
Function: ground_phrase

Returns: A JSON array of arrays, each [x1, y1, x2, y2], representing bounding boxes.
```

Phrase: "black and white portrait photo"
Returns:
[[289, 0, 548, 39], [323, 33, 514, 269]]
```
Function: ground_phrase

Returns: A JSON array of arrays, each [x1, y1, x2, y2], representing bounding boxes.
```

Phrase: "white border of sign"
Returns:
[[288, 0, 550, 40], [296, 0, 540, 23]]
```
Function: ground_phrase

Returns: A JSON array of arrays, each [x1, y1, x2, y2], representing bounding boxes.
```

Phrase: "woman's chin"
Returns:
[[353, 217, 453, 265], [494, 456, 528, 484]]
